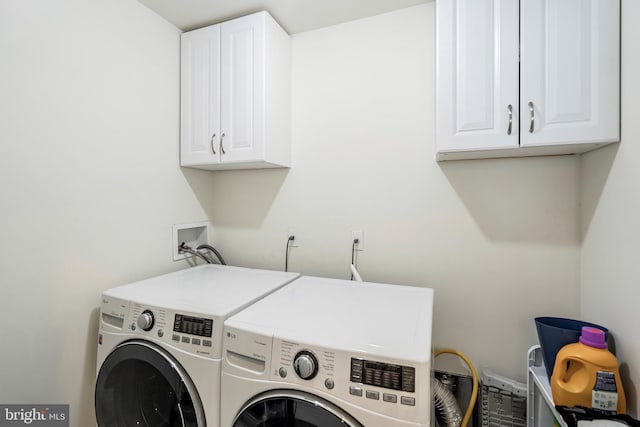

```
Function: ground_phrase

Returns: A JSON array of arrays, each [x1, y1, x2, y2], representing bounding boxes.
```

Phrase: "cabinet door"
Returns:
[[180, 26, 221, 166], [520, 0, 620, 147], [436, 0, 520, 155], [220, 13, 265, 163]]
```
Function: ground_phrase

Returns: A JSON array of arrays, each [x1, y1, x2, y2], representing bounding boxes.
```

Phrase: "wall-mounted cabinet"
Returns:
[[180, 11, 291, 170], [436, 0, 620, 161]]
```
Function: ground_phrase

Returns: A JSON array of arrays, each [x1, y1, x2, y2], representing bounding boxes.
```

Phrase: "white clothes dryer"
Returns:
[[95, 264, 299, 427], [220, 275, 434, 427]]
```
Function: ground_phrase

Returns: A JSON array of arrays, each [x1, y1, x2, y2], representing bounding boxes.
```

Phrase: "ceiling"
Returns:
[[137, 0, 430, 34]]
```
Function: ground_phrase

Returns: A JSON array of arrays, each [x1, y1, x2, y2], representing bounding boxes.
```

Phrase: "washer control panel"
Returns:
[[99, 295, 217, 359], [173, 314, 213, 338]]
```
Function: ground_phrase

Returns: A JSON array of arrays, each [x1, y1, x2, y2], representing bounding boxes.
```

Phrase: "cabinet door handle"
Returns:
[[210, 133, 217, 154], [528, 101, 535, 133], [220, 132, 226, 155], [507, 104, 513, 135]]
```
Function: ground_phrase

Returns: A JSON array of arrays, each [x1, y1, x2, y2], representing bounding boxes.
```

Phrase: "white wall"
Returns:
[[0, 0, 215, 424], [581, 0, 640, 416], [205, 3, 582, 381], [0, 0, 613, 423]]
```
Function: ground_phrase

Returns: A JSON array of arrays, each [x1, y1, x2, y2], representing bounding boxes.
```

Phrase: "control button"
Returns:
[[137, 310, 155, 331], [279, 367, 288, 378], [401, 396, 416, 406], [203, 340, 212, 347], [383, 393, 398, 403], [293, 351, 319, 380], [131, 323, 136, 331], [172, 334, 180, 342], [366, 390, 380, 400], [181, 336, 190, 344], [157, 329, 164, 338], [192, 338, 201, 346], [324, 378, 335, 390], [349, 386, 363, 397]]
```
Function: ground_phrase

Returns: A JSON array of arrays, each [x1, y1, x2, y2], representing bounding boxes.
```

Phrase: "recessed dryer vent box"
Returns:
[[172, 221, 211, 261]]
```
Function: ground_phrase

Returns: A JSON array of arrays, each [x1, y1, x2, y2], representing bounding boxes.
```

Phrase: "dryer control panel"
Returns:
[[268, 337, 429, 425], [350, 358, 415, 392]]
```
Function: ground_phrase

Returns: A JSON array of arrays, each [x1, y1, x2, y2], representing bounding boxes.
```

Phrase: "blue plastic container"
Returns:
[[534, 317, 608, 379]]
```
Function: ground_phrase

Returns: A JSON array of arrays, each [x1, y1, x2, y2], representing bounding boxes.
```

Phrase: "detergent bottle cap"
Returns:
[[579, 327, 608, 349]]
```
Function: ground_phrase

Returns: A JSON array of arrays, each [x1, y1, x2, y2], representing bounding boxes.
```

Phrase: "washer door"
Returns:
[[95, 340, 205, 427], [233, 390, 363, 427]]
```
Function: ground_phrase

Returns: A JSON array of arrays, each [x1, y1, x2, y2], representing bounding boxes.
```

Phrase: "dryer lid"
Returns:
[[226, 276, 434, 362]]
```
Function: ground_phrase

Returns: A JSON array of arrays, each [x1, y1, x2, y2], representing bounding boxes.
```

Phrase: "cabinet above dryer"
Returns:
[[436, 0, 620, 161], [180, 11, 291, 170]]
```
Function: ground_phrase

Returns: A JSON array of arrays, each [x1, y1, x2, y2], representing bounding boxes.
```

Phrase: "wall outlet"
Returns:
[[351, 230, 364, 251], [173, 221, 211, 261], [287, 229, 299, 247]]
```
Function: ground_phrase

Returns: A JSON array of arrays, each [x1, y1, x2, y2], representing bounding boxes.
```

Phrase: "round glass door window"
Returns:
[[233, 390, 363, 427], [95, 340, 205, 427]]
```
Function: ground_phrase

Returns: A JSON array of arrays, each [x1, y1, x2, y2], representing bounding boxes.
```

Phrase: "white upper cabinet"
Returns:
[[520, 0, 620, 148], [181, 25, 221, 166], [437, 0, 520, 153], [436, 0, 620, 161], [181, 12, 291, 170]]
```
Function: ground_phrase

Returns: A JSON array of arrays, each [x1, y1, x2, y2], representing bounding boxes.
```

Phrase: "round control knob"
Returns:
[[137, 310, 155, 331], [278, 367, 288, 378], [293, 351, 318, 380]]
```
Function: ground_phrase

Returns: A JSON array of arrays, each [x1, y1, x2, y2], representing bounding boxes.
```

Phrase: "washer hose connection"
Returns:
[[178, 242, 226, 265]]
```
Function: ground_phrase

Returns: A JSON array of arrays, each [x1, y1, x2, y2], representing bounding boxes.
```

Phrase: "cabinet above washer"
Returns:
[[180, 11, 291, 170], [436, 0, 620, 161]]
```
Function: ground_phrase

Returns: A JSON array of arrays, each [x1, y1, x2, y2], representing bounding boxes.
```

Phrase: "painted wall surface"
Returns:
[[0, 0, 614, 423], [205, 3, 581, 381], [0, 0, 215, 424], [581, 0, 640, 416]]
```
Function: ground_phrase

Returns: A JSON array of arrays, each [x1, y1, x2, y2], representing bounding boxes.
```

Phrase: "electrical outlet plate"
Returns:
[[287, 229, 299, 247], [173, 221, 211, 261], [351, 230, 364, 251]]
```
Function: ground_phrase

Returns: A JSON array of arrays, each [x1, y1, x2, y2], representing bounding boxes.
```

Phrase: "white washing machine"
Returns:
[[94, 264, 299, 427], [220, 275, 434, 427]]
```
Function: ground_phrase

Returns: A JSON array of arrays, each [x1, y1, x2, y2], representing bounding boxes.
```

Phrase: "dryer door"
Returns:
[[95, 340, 205, 427], [233, 390, 363, 427]]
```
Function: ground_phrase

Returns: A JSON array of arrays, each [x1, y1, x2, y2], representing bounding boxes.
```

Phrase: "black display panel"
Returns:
[[173, 314, 213, 338], [350, 358, 415, 392]]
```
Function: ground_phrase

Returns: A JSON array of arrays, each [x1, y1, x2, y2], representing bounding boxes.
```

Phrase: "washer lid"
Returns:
[[225, 276, 434, 362], [103, 265, 299, 316]]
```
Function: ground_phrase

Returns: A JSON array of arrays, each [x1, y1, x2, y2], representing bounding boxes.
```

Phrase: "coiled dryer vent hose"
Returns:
[[433, 376, 463, 427], [433, 349, 479, 427]]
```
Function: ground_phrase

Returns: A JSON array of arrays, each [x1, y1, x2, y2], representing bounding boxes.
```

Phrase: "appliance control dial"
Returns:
[[294, 351, 318, 380], [137, 310, 155, 331]]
